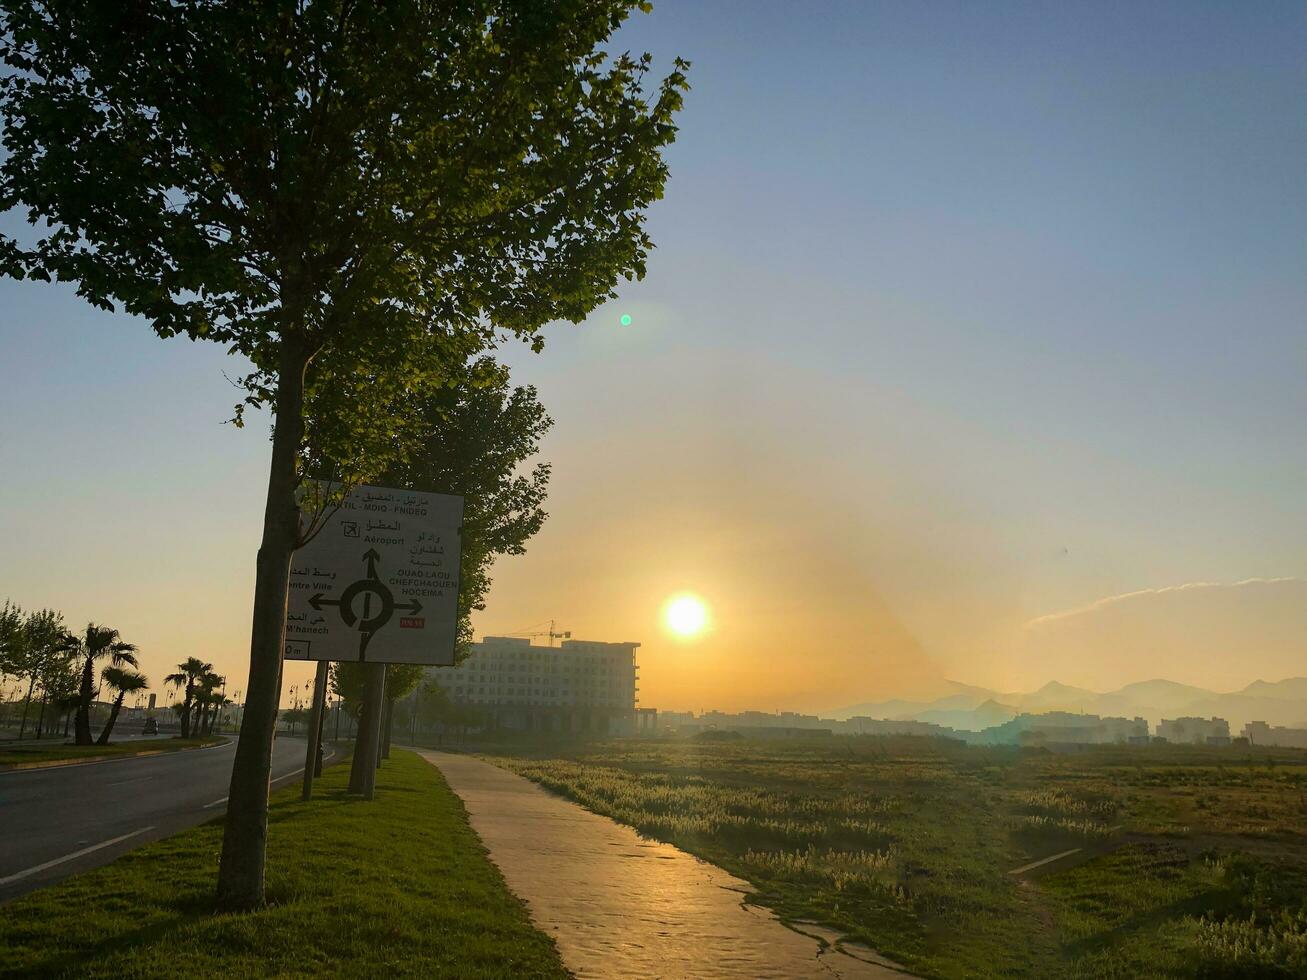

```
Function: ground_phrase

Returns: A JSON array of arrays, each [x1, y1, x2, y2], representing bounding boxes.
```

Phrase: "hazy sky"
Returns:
[[2, 2, 1305, 712]]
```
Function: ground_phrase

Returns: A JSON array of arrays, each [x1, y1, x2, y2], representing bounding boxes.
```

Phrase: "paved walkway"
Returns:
[[417, 750, 910, 979]]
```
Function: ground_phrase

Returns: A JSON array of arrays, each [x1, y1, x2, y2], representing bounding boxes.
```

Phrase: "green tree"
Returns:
[[97, 666, 150, 744], [164, 658, 213, 739], [2, 1, 686, 909], [332, 660, 422, 787], [414, 679, 461, 743], [281, 705, 310, 735], [0, 600, 23, 677], [379, 664, 425, 760], [28, 611, 76, 737], [328, 661, 366, 719], [70, 624, 137, 746], [33, 630, 79, 738], [324, 358, 553, 785], [0, 602, 34, 737], [0, 607, 78, 739], [376, 357, 553, 656]]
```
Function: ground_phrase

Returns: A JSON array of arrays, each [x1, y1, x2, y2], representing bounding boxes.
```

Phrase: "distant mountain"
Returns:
[[832, 676, 1307, 732], [913, 699, 1019, 733], [1112, 679, 1215, 709], [1016, 681, 1100, 711], [829, 699, 930, 723], [1239, 678, 1307, 700], [936, 679, 1003, 703], [830, 680, 997, 722]]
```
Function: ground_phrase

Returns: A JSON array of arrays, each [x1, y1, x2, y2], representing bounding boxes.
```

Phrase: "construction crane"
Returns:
[[507, 619, 572, 646]]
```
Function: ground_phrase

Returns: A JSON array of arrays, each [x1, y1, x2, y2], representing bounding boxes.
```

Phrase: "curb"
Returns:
[[0, 737, 232, 773]]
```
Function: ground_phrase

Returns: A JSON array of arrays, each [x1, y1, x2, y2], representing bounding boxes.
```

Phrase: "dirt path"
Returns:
[[417, 749, 910, 979]]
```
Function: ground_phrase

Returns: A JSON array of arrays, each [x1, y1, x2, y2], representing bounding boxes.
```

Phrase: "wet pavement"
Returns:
[[418, 749, 911, 979]]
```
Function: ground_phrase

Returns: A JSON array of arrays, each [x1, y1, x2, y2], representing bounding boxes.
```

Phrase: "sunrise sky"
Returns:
[[2, 2, 1305, 712]]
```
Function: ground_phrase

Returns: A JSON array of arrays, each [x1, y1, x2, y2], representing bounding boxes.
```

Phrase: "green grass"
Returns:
[[0, 749, 569, 979], [485, 735, 1307, 979], [0, 736, 225, 767]]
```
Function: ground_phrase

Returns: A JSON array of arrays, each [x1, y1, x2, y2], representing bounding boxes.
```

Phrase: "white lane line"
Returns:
[[0, 738, 235, 776], [0, 827, 155, 886], [1008, 847, 1082, 876], [200, 749, 336, 811]]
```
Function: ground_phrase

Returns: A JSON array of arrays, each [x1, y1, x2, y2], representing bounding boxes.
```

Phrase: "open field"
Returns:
[[487, 735, 1307, 978], [0, 749, 568, 979], [0, 735, 224, 768]]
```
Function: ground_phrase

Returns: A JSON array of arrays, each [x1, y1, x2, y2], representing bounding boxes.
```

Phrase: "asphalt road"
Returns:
[[0, 735, 326, 903]]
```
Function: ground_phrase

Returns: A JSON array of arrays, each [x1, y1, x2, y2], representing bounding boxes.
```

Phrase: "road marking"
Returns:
[[201, 749, 335, 810], [1008, 847, 1082, 876], [0, 827, 155, 886], [0, 738, 235, 775]]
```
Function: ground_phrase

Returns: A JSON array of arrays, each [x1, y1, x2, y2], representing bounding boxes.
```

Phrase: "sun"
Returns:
[[662, 593, 709, 639]]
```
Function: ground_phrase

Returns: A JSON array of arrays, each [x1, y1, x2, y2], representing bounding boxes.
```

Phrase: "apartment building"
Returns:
[[1157, 716, 1231, 745], [427, 635, 640, 735]]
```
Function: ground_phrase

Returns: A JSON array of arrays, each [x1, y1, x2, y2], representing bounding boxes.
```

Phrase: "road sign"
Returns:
[[283, 483, 463, 665]]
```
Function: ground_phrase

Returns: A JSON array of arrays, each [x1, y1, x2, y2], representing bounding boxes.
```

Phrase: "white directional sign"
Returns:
[[283, 483, 463, 665]]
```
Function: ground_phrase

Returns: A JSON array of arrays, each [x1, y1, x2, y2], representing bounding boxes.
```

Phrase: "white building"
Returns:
[[1157, 716, 1231, 745], [427, 635, 640, 735], [1243, 721, 1307, 749]]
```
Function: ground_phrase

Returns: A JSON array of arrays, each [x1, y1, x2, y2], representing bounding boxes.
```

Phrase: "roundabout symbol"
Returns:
[[309, 548, 423, 661]]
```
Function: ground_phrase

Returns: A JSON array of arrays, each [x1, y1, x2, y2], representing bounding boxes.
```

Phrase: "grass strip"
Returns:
[[0, 748, 569, 979], [0, 736, 225, 769]]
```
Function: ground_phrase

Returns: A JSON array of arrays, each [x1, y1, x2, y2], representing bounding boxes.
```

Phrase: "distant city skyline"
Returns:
[[3, 1, 1306, 711]]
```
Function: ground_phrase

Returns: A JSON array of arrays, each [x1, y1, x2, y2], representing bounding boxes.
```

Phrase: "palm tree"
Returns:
[[194, 671, 225, 736], [73, 624, 138, 746], [97, 667, 150, 744], [163, 657, 212, 738]]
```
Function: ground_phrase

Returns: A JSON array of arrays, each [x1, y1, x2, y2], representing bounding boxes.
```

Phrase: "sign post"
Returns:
[[359, 664, 387, 799], [285, 482, 463, 799], [301, 660, 329, 801]]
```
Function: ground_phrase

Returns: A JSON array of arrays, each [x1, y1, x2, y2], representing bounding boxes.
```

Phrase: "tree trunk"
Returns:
[[301, 660, 329, 800], [348, 695, 371, 792], [216, 337, 310, 912], [17, 675, 35, 740], [349, 664, 386, 797], [97, 694, 125, 745], [180, 687, 193, 738], [74, 654, 95, 745], [35, 691, 48, 739], [381, 697, 394, 761]]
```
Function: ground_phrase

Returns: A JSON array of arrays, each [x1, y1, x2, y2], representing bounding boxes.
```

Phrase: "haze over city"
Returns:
[[3, 1, 1305, 714], [6, 3, 1307, 977]]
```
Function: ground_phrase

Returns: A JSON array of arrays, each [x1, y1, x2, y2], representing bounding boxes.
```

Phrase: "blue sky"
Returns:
[[2, 2, 1304, 708]]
